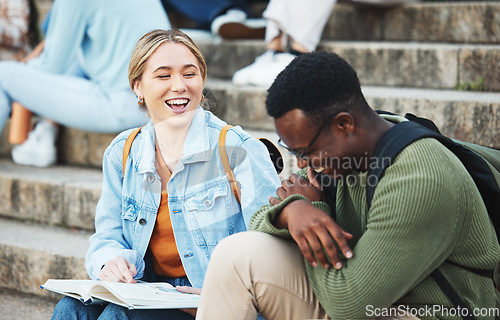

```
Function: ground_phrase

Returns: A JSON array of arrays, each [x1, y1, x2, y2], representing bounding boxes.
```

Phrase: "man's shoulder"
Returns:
[[396, 137, 465, 172], [388, 137, 478, 193]]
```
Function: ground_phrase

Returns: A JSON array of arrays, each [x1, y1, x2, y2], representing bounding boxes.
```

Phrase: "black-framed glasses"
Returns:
[[277, 111, 340, 159]]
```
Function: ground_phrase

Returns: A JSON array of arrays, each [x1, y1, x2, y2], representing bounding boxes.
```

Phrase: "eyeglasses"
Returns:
[[277, 111, 340, 159]]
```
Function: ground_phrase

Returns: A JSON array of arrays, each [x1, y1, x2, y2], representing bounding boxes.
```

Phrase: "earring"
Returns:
[[138, 96, 144, 106], [201, 94, 205, 102]]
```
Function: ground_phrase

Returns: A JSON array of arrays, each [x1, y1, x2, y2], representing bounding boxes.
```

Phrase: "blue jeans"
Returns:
[[50, 277, 194, 320], [161, 0, 251, 29], [0, 61, 148, 134]]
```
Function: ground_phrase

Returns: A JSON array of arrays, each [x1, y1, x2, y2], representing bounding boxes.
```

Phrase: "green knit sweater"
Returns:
[[250, 138, 500, 319]]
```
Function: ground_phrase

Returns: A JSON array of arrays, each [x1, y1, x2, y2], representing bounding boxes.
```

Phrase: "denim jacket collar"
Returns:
[[136, 121, 156, 175], [136, 107, 213, 175], [182, 107, 213, 164]]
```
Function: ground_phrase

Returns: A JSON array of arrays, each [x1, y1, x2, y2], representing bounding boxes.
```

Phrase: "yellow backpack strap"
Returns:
[[122, 126, 143, 177], [219, 125, 241, 205]]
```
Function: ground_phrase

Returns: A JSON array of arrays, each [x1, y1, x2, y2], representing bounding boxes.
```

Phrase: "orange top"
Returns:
[[149, 146, 186, 278]]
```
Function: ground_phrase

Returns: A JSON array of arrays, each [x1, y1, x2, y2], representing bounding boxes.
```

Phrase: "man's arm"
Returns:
[[250, 168, 353, 269], [305, 140, 466, 319]]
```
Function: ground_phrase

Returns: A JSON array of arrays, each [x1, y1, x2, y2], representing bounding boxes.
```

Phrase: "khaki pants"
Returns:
[[197, 231, 418, 320]]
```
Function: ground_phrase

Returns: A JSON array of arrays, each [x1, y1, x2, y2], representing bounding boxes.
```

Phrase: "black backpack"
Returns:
[[366, 111, 500, 320]]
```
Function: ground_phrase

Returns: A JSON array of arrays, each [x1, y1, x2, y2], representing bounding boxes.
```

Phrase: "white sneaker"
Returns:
[[211, 9, 266, 39], [12, 120, 58, 167], [232, 50, 296, 88]]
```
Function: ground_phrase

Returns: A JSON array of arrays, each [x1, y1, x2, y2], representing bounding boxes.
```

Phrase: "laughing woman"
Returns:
[[50, 29, 281, 320]]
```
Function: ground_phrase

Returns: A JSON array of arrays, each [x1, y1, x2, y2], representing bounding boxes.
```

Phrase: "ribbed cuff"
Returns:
[[258, 195, 332, 238], [311, 201, 332, 215]]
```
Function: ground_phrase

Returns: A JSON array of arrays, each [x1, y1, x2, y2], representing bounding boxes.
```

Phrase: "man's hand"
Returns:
[[98, 256, 137, 283], [269, 169, 353, 269], [273, 198, 352, 269], [282, 200, 353, 269], [176, 286, 201, 316], [269, 168, 325, 206], [283, 169, 324, 201]]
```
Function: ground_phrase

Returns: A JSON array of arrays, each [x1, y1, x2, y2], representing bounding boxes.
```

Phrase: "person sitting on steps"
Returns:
[[232, 0, 336, 88], [50, 29, 280, 320], [0, 0, 170, 167], [196, 51, 500, 320]]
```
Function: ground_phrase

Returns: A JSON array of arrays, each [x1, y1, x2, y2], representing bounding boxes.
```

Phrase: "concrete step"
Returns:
[[0, 81, 498, 170], [322, 2, 500, 44], [0, 137, 297, 228], [0, 287, 57, 320], [0, 120, 297, 170], [198, 40, 500, 91], [206, 79, 500, 149], [31, 1, 500, 48], [35, 0, 53, 25], [0, 217, 90, 299], [0, 159, 102, 230], [0, 122, 116, 168], [168, 2, 500, 44]]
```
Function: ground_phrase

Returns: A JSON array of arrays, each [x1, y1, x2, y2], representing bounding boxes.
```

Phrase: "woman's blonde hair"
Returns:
[[128, 29, 207, 109]]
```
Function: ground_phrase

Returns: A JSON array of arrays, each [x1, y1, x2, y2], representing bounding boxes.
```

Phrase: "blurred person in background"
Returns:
[[0, 0, 170, 167], [0, 0, 40, 61]]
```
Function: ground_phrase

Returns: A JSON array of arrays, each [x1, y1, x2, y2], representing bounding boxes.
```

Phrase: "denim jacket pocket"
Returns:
[[184, 182, 227, 212], [121, 198, 139, 221], [183, 179, 233, 246]]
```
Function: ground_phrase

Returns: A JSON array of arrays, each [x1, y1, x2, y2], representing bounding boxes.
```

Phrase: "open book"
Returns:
[[41, 279, 199, 309]]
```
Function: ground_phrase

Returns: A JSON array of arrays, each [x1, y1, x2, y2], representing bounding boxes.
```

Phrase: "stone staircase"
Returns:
[[0, 1, 499, 318]]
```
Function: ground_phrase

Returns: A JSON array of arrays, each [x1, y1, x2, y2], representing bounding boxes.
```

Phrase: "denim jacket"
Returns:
[[86, 108, 281, 288]]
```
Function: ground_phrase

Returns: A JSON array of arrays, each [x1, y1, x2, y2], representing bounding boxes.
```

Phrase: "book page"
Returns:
[[41, 279, 97, 303], [90, 282, 200, 309]]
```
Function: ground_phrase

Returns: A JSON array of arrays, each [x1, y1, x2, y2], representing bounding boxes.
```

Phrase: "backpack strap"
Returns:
[[430, 269, 477, 320], [123, 126, 143, 177], [258, 137, 284, 175], [219, 125, 242, 205], [366, 120, 500, 218], [367, 118, 498, 320], [366, 120, 441, 208], [122, 125, 242, 204]]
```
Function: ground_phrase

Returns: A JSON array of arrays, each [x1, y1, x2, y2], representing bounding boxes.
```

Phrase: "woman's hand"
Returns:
[[176, 286, 201, 295], [176, 286, 201, 317], [98, 256, 137, 283]]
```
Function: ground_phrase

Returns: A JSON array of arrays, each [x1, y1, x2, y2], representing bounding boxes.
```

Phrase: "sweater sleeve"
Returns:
[[249, 167, 333, 237], [307, 139, 471, 319]]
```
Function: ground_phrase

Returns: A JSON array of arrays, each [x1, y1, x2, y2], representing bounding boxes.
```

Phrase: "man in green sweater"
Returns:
[[196, 52, 500, 320]]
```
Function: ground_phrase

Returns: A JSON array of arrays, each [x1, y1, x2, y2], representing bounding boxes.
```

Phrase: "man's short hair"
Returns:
[[266, 51, 365, 124]]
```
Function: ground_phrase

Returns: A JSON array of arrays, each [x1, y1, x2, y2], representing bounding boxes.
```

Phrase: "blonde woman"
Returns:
[[50, 29, 280, 320]]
